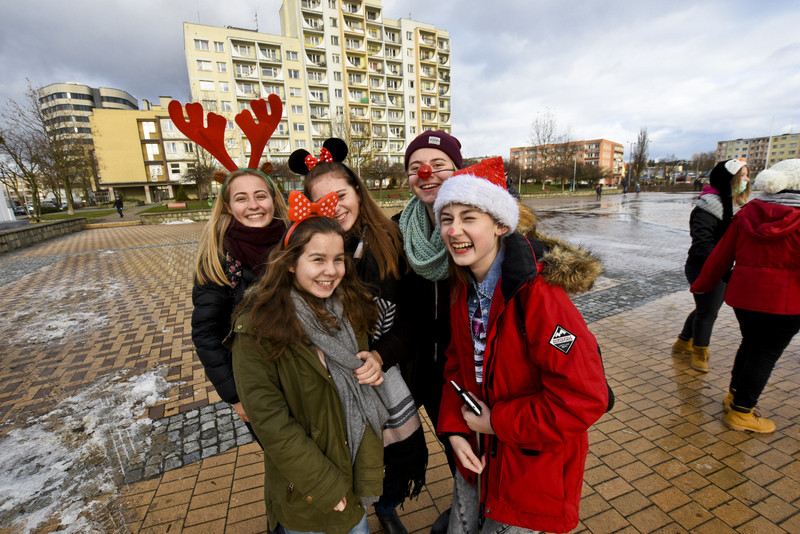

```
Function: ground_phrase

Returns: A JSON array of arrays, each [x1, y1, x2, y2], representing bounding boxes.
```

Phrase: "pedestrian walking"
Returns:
[[691, 159, 800, 433], [672, 159, 750, 371], [230, 201, 415, 534], [293, 138, 427, 534], [596, 183, 603, 200], [635, 182, 641, 197], [113, 196, 124, 218], [433, 157, 608, 533]]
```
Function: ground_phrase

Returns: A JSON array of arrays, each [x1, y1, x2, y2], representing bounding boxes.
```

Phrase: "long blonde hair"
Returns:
[[732, 166, 752, 207], [194, 170, 289, 286]]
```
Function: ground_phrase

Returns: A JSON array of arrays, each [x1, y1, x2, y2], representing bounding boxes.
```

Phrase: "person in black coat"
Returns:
[[191, 169, 288, 442]]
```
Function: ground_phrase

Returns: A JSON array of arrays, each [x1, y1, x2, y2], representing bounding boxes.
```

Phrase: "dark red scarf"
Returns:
[[224, 218, 286, 275]]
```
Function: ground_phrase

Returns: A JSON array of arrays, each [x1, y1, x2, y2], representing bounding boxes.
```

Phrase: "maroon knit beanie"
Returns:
[[404, 130, 463, 170]]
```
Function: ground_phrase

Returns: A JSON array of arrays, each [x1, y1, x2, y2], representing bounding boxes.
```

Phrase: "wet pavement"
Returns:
[[0, 191, 798, 533]]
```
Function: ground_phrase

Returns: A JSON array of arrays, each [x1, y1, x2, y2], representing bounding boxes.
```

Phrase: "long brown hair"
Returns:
[[304, 162, 403, 280], [194, 170, 289, 286], [239, 216, 378, 359]]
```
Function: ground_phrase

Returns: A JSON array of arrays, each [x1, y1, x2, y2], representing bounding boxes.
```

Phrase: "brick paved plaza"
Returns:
[[1, 193, 798, 533]]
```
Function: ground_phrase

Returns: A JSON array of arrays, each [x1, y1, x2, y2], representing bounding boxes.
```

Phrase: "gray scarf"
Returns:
[[759, 191, 800, 208], [290, 290, 420, 459], [399, 196, 449, 281]]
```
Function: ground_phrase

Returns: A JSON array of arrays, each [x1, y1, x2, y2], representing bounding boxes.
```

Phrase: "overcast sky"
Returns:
[[3, 0, 799, 161]]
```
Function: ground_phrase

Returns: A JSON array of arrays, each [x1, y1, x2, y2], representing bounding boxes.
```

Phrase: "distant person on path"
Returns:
[[635, 182, 641, 197], [596, 183, 603, 200], [691, 159, 800, 433], [433, 158, 608, 534], [672, 159, 750, 371], [113, 196, 124, 218]]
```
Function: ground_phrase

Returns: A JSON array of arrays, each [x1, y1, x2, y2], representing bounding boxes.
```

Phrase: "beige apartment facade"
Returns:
[[510, 138, 625, 184], [182, 0, 451, 168], [90, 97, 198, 203], [717, 133, 799, 173]]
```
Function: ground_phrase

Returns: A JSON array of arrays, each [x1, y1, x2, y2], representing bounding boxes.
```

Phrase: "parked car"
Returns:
[[40, 200, 57, 209]]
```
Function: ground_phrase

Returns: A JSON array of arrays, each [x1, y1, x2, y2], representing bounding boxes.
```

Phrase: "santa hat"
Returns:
[[434, 157, 519, 231], [754, 158, 800, 193]]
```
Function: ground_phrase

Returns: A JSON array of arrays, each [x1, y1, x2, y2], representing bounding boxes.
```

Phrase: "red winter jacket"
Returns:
[[437, 233, 608, 533], [691, 199, 800, 314]]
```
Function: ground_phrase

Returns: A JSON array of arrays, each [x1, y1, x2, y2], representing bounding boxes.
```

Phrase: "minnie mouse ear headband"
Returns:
[[284, 190, 339, 246], [288, 138, 349, 175], [168, 95, 282, 198], [434, 157, 519, 231]]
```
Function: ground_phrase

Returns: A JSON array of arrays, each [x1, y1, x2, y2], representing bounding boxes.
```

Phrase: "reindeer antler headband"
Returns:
[[167, 94, 283, 197], [288, 138, 349, 175]]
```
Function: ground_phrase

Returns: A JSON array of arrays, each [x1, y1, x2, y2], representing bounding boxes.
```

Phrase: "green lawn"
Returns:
[[139, 201, 211, 213], [39, 210, 118, 223]]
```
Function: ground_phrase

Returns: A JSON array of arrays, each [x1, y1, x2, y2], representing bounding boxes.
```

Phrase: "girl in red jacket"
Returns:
[[433, 157, 608, 533], [691, 159, 800, 433]]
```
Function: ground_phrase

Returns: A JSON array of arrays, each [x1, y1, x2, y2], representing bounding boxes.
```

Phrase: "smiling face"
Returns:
[[226, 174, 275, 228], [290, 231, 346, 299], [308, 172, 360, 233], [407, 148, 456, 209], [439, 203, 508, 283]]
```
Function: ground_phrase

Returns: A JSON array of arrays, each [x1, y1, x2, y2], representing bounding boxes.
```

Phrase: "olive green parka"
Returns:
[[229, 311, 384, 534]]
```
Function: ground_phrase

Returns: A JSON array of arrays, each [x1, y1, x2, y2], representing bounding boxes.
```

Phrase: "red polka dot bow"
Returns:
[[284, 190, 339, 246], [304, 147, 334, 171]]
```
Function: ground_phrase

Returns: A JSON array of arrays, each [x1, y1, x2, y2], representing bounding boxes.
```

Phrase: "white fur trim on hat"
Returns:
[[434, 174, 519, 231], [754, 158, 800, 194], [725, 159, 747, 176]]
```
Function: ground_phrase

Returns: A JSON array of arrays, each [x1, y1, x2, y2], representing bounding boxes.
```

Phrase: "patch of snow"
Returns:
[[161, 219, 196, 225], [0, 367, 171, 533]]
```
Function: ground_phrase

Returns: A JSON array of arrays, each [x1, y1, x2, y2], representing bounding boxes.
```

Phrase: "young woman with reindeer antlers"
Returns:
[[168, 95, 289, 455], [290, 140, 427, 534]]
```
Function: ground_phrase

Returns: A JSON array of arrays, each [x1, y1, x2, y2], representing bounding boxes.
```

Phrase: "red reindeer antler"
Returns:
[[235, 94, 283, 170], [168, 100, 238, 171]]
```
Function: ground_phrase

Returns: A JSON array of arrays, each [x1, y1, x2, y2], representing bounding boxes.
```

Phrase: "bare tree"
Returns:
[[186, 146, 219, 200], [327, 114, 374, 175], [630, 127, 650, 186], [691, 151, 717, 174], [529, 108, 575, 189]]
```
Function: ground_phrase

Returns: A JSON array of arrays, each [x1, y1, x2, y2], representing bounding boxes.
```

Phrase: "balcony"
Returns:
[[366, 9, 381, 23], [419, 35, 436, 48], [438, 71, 451, 83], [234, 64, 258, 80], [420, 67, 435, 79], [300, 0, 321, 12], [438, 39, 450, 51], [420, 52, 436, 63], [370, 95, 386, 106], [344, 21, 365, 35], [342, 2, 361, 15], [438, 54, 450, 67], [367, 44, 383, 57], [303, 17, 324, 32], [372, 126, 388, 138], [439, 84, 450, 96], [259, 48, 281, 63]]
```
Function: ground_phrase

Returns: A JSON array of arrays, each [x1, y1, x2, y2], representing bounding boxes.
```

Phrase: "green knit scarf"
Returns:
[[399, 197, 449, 281]]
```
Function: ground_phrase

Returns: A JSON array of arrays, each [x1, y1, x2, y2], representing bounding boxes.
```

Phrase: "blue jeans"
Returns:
[[284, 512, 368, 534]]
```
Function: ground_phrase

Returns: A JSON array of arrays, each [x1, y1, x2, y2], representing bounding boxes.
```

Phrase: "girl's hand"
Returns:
[[449, 435, 485, 474], [461, 398, 494, 435], [334, 496, 347, 511], [232, 402, 250, 423], [354, 350, 384, 386]]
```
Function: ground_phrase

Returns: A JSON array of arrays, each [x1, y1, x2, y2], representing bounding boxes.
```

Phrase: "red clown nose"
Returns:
[[417, 164, 432, 179]]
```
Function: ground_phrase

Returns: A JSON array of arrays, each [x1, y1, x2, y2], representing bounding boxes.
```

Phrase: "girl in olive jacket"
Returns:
[[230, 201, 414, 534]]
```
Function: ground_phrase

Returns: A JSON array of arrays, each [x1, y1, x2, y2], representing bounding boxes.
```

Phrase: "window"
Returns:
[[291, 105, 304, 113], [407, 48, 413, 57], [286, 50, 299, 61], [330, 17, 338, 27], [406, 31, 412, 39], [346, 38, 360, 49], [201, 99, 218, 111], [293, 123, 305, 132], [407, 64, 414, 73], [331, 36, 339, 45], [232, 44, 251, 55], [217, 62, 227, 72], [295, 140, 307, 149], [288, 69, 300, 79], [332, 54, 340, 64], [262, 66, 279, 77], [226, 121, 235, 130], [226, 138, 237, 148], [408, 80, 414, 88], [214, 41, 224, 52], [161, 120, 175, 131], [184, 143, 193, 152], [328, 0, 336, 7], [410, 126, 416, 134], [194, 39, 209, 51], [310, 89, 325, 100], [409, 111, 415, 119], [336, 106, 344, 115], [334, 72, 342, 81], [199, 80, 215, 91], [165, 142, 178, 154], [170, 163, 181, 174], [196, 60, 212, 71], [306, 35, 322, 46], [308, 71, 324, 81], [335, 89, 343, 98], [290, 87, 302, 97], [237, 82, 256, 93], [219, 81, 230, 92], [221, 101, 233, 111], [235, 64, 256, 77], [408, 96, 415, 104]]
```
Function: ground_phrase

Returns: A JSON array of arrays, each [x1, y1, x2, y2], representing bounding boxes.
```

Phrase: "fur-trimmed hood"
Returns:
[[517, 205, 603, 295]]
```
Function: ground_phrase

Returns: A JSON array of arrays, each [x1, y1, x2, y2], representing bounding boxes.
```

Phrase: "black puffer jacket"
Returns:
[[191, 253, 258, 404]]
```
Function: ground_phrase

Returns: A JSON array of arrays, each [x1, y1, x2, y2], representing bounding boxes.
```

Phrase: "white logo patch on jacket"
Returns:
[[549, 325, 576, 354]]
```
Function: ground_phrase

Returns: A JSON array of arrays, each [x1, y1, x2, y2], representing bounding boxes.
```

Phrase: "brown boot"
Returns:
[[724, 407, 775, 433], [691, 346, 709, 372], [672, 337, 693, 356]]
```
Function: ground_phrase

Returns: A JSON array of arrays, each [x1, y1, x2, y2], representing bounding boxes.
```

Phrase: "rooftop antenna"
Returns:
[[254, 10, 258, 31]]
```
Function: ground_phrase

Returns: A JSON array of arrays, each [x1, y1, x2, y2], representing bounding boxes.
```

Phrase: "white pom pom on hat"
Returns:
[[754, 158, 800, 194], [434, 157, 519, 231]]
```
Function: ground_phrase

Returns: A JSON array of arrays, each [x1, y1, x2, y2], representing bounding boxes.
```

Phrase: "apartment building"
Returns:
[[510, 139, 625, 183], [182, 0, 451, 167], [38, 82, 139, 200], [90, 97, 197, 203], [717, 133, 800, 172]]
